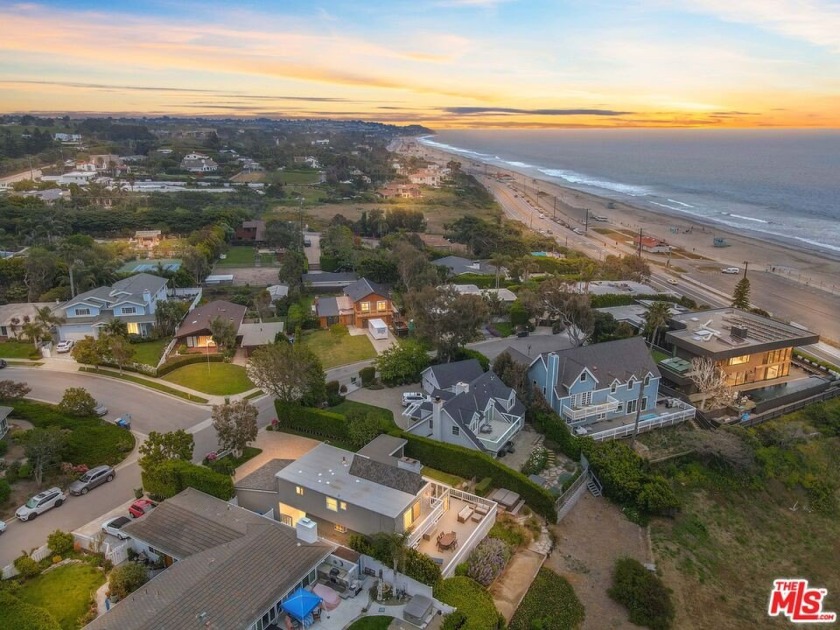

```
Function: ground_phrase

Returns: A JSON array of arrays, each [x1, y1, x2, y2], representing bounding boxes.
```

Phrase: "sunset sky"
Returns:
[[2, 0, 839, 128]]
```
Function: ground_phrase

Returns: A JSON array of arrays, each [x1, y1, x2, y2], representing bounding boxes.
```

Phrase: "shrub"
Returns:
[[276, 403, 349, 442], [18, 462, 33, 479], [474, 477, 493, 496], [450, 348, 490, 372], [359, 366, 377, 387], [14, 553, 41, 578], [608, 558, 675, 630], [442, 611, 467, 630], [58, 387, 97, 417], [0, 379, 32, 401], [375, 339, 431, 386], [531, 409, 581, 460], [0, 591, 60, 630], [466, 538, 512, 586], [0, 439, 7, 456], [326, 380, 344, 406], [434, 577, 504, 630], [330, 323, 349, 337], [0, 478, 10, 503], [109, 562, 149, 601], [349, 535, 441, 586], [52, 556, 62, 564], [47, 529, 75, 556], [156, 353, 224, 376], [521, 446, 548, 476], [489, 516, 528, 548], [142, 459, 234, 501], [509, 568, 586, 630]]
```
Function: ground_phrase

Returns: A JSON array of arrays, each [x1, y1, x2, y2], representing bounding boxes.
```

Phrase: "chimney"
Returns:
[[432, 397, 443, 440], [142, 289, 151, 303], [397, 457, 423, 473], [546, 353, 560, 409], [296, 517, 318, 544], [453, 382, 469, 396]]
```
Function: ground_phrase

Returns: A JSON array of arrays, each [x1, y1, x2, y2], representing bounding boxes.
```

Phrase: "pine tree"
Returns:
[[731, 277, 751, 309]]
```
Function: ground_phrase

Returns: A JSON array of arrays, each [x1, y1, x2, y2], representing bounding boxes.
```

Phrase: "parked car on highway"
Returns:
[[128, 498, 157, 519], [55, 340, 75, 353], [402, 392, 427, 407], [721, 267, 740, 274], [0, 359, 6, 369], [101, 516, 132, 540], [94, 401, 108, 416], [69, 465, 115, 496], [16, 487, 66, 521]]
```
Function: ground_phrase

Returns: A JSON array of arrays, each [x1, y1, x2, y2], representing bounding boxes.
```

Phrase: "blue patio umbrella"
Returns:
[[282, 588, 322, 622]]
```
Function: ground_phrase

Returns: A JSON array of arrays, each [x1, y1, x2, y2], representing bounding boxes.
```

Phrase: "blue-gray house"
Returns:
[[527, 337, 669, 434]]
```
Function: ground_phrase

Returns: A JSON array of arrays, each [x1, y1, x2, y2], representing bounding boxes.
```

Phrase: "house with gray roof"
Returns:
[[527, 336, 695, 437], [86, 488, 335, 630], [407, 368, 525, 458], [420, 359, 484, 395], [432, 256, 498, 277], [313, 277, 395, 329], [301, 271, 358, 291], [56, 273, 168, 341]]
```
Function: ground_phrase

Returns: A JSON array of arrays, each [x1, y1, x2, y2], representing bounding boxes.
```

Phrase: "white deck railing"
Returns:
[[407, 495, 446, 548], [589, 406, 695, 441], [441, 506, 497, 578], [561, 396, 620, 422], [477, 419, 522, 451]]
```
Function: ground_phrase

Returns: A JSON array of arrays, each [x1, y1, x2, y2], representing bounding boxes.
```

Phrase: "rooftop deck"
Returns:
[[574, 399, 695, 441]]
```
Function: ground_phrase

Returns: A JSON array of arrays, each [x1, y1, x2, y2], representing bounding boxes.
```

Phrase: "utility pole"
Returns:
[[553, 196, 557, 220], [743, 261, 749, 279], [585, 208, 589, 233], [638, 228, 643, 257]]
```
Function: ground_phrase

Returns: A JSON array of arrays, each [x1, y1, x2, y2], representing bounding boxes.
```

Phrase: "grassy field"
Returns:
[[131, 339, 170, 367], [346, 617, 393, 630], [79, 367, 209, 403], [509, 568, 585, 630], [267, 169, 322, 185], [300, 330, 376, 369], [218, 246, 257, 266], [421, 466, 465, 487], [162, 362, 254, 395], [17, 562, 105, 630], [648, 405, 840, 629], [329, 400, 395, 427], [0, 340, 36, 358]]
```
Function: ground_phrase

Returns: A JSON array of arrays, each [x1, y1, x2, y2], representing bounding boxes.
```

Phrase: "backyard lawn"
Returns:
[[131, 338, 170, 367], [217, 246, 257, 266], [346, 617, 393, 630], [300, 330, 376, 369], [329, 400, 394, 427], [0, 340, 36, 358], [16, 562, 105, 630], [162, 362, 254, 395]]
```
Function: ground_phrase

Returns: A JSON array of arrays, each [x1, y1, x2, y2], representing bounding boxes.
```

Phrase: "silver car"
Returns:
[[94, 401, 108, 417], [16, 487, 66, 521], [69, 465, 115, 496]]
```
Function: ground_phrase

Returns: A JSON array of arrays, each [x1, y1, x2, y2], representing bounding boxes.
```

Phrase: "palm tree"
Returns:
[[643, 301, 671, 347], [101, 318, 129, 338], [376, 531, 410, 595], [21, 321, 46, 350], [35, 305, 64, 330]]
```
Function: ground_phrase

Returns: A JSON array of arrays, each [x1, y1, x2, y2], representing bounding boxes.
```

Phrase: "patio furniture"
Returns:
[[438, 532, 457, 550], [312, 583, 341, 611], [471, 511, 483, 523], [282, 588, 323, 629], [474, 503, 489, 516], [423, 527, 438, 542], [457, 505, 474, 523]]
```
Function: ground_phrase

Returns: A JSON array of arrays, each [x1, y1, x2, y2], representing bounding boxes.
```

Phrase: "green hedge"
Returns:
[[608, 558, 675, 630], [510, 568, 585, 630], [276, 402, 350, 441], [434, 577, 504, 630], [142, 459, 234, 501], [156, 354, 224, 377], [399, 432, 557, 521], [531, 410, 582, 460], [0, 591, 61, 630]]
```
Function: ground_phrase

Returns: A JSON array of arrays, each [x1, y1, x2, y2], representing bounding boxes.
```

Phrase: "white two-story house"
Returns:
[[56, 273, 168, 341]]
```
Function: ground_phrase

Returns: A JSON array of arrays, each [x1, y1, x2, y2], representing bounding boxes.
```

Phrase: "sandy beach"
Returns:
[[396, 138, 840, 345]]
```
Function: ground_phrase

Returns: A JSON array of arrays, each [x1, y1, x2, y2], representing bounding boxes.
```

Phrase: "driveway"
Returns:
[[304, 232, 321, 269]]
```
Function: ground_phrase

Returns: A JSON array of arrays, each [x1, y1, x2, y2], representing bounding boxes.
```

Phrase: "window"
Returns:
[[452, 426, 460, 436], [628, 377, 636, 390], [360, 302, 371, 313], [580, 372, 586, 381], [643, 374, 651, 386], [610, 381, 617, 394], [402, 501, 421, 530], [75, 308, 90, 316], [295, 486, 304, 496], [626, 399, 637, 414], [429, 419, 433, 429], [728, 355, 750, 366], [377, 300, 387, 312], [642, 397, 648, 411], [122, 307, 136, 315], [340, 501, 347, 511], [326, 497, 338, 512], [335, 524, 348, 533]]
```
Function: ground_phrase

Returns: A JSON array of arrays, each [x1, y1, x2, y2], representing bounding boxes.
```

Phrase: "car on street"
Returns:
[[0, 359, 6, 369], [402, 392, 427, 407], [16, 487, 66, 521], [101, 516, 132, 540], [666, 277, 679, 285], [572, 228, 584, 235], [0, 519, 6, 535], [128, 498, 157, 519], [69, 465, 115, 496], [94, 401, 108, 416], [721, 267, 740, 274], [55, 340, 75, 353]]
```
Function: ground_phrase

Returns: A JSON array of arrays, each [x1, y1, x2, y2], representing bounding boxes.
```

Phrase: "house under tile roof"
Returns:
[[87, 488, 334, 630], [235, 459, 294, 492]]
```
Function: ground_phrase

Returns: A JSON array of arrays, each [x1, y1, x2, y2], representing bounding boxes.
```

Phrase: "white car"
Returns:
[[402, 392, 427, 407], [55, 340, 75, 353], [666, 278, 679, 286], [101, 516, 132, 540], [721, 267, 740, 274], [94, 401, 108, 417], [0, 520, 6, 535], [16, 487, 66, 521]]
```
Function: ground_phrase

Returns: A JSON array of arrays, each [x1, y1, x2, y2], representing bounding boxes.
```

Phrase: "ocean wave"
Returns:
[[725, 213, 770, 224], [504, 160, 534, 168], [650, 201, 686, 212], [418, 137, 488, 158], [537, 168, 650, 196], [666, 198, 695, 208], [793, 236, 840, 253]]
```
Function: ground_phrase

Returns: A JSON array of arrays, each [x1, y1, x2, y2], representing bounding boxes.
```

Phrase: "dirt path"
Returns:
[[546, 493, 650, 630], [490, 549, 545, 622]]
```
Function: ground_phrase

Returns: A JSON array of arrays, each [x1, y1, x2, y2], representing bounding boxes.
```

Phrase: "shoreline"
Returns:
[[401, 137, 840, 294]]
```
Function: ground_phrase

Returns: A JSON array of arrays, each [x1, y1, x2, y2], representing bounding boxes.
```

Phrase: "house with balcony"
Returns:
[[234, 436, 497, 578], [86, 488, 336, 630], [407, 363, 525, 457], [527, 336, 695, 440], [56, 273, 168, 341], [313, 278, 394, 329]]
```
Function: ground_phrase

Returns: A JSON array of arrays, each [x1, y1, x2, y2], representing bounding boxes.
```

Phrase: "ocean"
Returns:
[[419, 129, 840, 257]]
